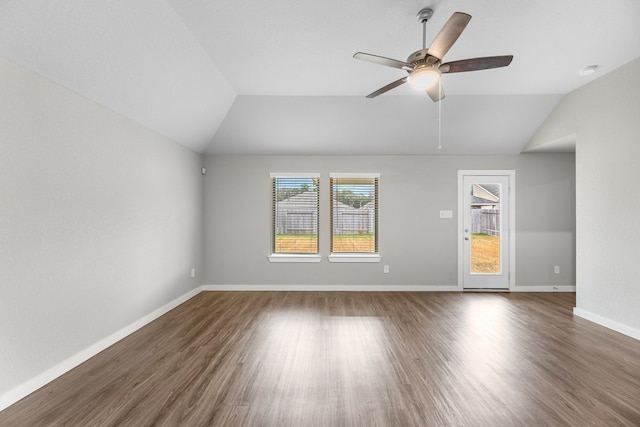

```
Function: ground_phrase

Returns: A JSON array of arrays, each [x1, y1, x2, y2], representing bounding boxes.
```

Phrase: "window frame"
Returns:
[[328, 173, 381, 263], [268, 173, 322, 263]]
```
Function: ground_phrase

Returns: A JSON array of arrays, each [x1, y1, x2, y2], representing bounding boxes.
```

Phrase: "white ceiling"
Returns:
[[1, 0, 639, 155]]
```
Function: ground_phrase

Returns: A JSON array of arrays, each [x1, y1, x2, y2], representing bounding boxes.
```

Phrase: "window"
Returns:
[[330, 173, 379, 260], [269, 173, 320, 262]]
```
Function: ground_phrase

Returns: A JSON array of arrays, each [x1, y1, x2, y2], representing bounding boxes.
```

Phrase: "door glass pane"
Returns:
[[469, 183, 501, 274]]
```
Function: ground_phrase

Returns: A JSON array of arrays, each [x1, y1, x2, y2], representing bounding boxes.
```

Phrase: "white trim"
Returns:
[[573, 307, 640, 341], [0, 286, 204, 412], [511, 286, 576, 292], [270, 173, 321, 262], [203, 284, 460, 292], [270, 172, 320, 178], [457, 170, 516, 291], [328, 254, 381, 263], [268, 254, 322, 263], [329, 172, 380, 179]]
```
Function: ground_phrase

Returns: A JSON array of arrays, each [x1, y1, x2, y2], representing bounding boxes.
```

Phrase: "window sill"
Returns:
[[328, 254, 381, 263], [268, 254, 322, 263]]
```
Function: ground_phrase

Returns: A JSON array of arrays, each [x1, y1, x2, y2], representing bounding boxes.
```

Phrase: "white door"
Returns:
[[458, 172, 514, 290]]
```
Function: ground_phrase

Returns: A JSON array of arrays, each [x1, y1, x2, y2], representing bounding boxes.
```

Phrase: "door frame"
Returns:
[[457, 170, 516, 291]]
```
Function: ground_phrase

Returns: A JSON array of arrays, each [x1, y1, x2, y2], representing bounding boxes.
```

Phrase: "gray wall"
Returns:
[[204, 153, 575, 289], [527, 57, 640, 334], [0, 59, 204, 398]]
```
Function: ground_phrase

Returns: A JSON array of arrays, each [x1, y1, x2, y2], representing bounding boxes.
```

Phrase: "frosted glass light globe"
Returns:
[[408, 66, 441, 89]]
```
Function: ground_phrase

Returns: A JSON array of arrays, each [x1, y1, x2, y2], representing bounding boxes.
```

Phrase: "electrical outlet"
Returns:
[[554, 266, 560, 275], [384, 265, 390, 274], [191, 268, 196, 278]]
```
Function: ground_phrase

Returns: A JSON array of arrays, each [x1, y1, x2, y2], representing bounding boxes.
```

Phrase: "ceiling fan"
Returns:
[[354, 8, 513, 101]]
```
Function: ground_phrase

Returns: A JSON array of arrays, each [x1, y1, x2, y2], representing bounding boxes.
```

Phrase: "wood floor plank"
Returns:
[[1, 292, 639, 426]]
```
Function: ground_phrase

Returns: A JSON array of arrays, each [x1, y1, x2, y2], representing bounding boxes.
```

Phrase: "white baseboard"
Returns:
[[511, 285, 576, 292], [203, 284, 461, 292], [573, 307, 640, 341], [0, 286, 204, 412], [204, 284, 578, 293]]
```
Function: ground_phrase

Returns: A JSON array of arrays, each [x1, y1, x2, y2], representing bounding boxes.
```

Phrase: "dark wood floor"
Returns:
[[2, 292, 640, 426]]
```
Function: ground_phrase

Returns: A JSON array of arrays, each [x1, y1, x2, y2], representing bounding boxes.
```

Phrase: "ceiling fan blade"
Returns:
[[425, 82, 445, 102], [427, 12, 471, 60], [354, 52, 411, 70], [366, 77, 408, 98], [440, 55, 513, 73]]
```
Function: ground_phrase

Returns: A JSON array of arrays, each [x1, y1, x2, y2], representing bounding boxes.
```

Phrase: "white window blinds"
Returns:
[[330, 174, 379, 254], [271, 174, 320, 254]]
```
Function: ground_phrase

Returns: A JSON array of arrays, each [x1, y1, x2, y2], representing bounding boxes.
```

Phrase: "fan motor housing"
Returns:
[[407, 49, 440, 68]]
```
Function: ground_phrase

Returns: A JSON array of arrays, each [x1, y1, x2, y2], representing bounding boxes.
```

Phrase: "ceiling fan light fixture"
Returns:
[[353, 10, 512, 100], [408, 66, 441, 90]]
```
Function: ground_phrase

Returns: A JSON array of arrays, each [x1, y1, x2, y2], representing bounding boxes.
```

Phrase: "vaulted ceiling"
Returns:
[[1, 0, 639, 155]]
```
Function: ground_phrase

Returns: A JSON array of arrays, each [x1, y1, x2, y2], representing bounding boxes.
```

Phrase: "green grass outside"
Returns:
[[275, 234, 318, 254], [471, 233, 500, 273], [274, 233, 376, 253], [332, 234, 375, 253]]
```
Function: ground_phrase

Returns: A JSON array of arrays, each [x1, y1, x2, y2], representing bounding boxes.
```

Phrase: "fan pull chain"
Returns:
[[438, 80, 442, 150]]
